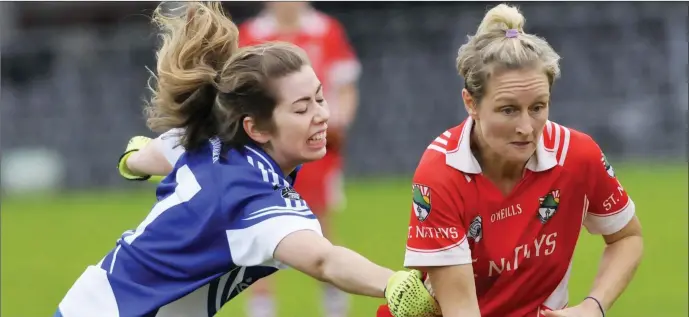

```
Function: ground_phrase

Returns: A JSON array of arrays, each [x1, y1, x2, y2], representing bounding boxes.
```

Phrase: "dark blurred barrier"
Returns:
[[1, 2, 687, 190]]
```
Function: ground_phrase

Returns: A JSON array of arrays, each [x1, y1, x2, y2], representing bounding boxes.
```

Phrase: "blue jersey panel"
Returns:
[[57, 141, 322, 317]]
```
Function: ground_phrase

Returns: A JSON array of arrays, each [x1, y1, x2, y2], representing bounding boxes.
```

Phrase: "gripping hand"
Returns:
[[385, 270, 441, 317], [117, 136, 163, 183]]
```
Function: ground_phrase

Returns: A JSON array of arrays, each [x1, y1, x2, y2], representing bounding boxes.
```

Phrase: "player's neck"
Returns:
[[261, 145, 298, 177], [470, 130, 526, 182], [272, 12, 302, 34], [477, 152, 525, 180]]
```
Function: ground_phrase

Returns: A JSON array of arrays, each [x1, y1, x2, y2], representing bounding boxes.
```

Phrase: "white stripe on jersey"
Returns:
[[109, 245, 122, 274], [552, 123, 561, 155], [249, 154, 299, 210], [245, 205, 310, 217], [434, 137, 448, 145], [293, 200, 304, 208], [217, 267, 245, 311], [256, 162, 270, 183], [427, 144, 446, 154], [124, 165, 201, 245], [270, 171, 280, 185], [546, 120, 553, 136], [546, 121, 572, 167], [243, 209, 313, 221], [427, 130, 452, 154], [244, 146, 275, 171], [558, 126, 571, 166]]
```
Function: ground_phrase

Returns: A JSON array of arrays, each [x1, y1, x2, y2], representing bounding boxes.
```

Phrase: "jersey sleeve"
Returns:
[[324, 18, 361, 86], [224, 171, 323, 267], [404, 162, 472, 267], [582, 139, 636, 235], [156, 128, 186, 167]]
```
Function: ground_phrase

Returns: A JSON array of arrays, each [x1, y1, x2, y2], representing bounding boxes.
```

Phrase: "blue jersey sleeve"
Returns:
[[222, 165, 323, 268]]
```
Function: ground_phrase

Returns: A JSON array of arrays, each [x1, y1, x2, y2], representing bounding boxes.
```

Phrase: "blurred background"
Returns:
[[1, 1, 687, 317]]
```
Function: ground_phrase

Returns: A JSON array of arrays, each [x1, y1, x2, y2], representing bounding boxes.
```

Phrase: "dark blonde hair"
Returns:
[[145, 2, 310, 150], [456, 4, 561, 102]]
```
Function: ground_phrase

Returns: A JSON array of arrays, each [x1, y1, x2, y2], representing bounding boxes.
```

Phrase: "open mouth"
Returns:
[[308, 131, 327, 145]]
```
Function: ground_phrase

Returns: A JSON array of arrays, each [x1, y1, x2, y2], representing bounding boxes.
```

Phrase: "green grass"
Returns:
[[2, 163, 687, 317]]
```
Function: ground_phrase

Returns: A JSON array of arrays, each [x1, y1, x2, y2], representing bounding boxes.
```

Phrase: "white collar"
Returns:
[[445, 117, 558, 174], [248, 8, 327, 39]]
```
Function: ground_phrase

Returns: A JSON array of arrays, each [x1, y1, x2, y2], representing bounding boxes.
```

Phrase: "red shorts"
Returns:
[[294, 150, 344, 215]]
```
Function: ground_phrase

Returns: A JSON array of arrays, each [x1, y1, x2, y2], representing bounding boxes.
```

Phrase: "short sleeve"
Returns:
[[224, 174, 323, 267], [156, 128, 186, 166], [404, 164, 472, 267], [582, 140, 636, 235], [324, 18, 361, 86]]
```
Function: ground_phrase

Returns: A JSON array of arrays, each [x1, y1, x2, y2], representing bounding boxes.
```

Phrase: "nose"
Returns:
[[313, 101, 330, 124], [515, 113, 533, 136]]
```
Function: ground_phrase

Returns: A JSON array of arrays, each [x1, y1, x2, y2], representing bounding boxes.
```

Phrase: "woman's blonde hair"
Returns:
[[145, 2, 310, 150], [456, 4, 561, 102]]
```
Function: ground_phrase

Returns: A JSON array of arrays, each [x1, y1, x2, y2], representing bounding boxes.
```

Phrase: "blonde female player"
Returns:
[[55, 3, 438, 317], [378, 3, 643, 317]]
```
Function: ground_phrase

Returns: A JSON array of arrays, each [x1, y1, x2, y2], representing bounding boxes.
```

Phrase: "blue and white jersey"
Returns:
[[58, 138, 321, 317]]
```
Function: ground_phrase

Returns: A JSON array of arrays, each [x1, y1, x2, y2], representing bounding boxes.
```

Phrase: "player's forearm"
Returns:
[[587, 235, 643, 311], [426, 266, 481, 317], [320, 246, 392, 298], [126, 138, 173, 176]]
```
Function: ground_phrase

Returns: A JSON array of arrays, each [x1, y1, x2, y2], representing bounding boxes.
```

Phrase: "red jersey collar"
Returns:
[[445, 117, 558, 174]]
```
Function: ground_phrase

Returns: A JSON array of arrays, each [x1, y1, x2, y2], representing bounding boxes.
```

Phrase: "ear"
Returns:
[[461, 88, 479, 120], [243, 116, 271, 144]]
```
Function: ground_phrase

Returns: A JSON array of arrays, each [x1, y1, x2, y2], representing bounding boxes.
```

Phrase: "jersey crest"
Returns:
[[601, 153, 615, 178], [467, 215, 483, 243], [412, 184, 432, 222], [279, 186, 302, 201], [537, 190, 561, 224]]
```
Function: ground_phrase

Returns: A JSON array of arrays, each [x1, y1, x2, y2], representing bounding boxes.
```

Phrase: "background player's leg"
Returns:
[[246, 279, 276, 317], [320, 169, 349, 317], [316, 210, 350, 317], [295, 155, 349, 317]]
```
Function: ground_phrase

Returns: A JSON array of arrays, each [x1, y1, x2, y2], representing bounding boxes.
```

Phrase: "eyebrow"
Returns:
[[292, 84, 323, 105], [495, 93, 550, 103]]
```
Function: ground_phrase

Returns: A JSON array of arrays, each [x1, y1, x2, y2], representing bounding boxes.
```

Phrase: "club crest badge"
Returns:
[[412, 184, 432, 222], [280, 186, 301, 201], [467, 215, 483, 243], [601, 153, 615, 178], [537, 190, 560, 224]]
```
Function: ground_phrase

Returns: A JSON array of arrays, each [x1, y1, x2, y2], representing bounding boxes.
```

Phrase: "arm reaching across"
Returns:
[[274, 230, 441, 316], [117, 129, 185, 182]]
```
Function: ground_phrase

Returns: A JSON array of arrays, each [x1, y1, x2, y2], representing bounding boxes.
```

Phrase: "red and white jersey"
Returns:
[[239, 9, 361, 118], [404, 117, 635, 317]]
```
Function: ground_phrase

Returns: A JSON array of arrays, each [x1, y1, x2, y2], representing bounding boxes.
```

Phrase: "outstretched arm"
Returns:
[[274, 229, 390, 297], [274, 230, 440, 317]]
